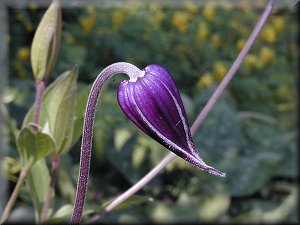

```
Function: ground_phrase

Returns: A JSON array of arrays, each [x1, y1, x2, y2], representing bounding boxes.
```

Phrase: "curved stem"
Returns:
[[71, 62, 143, 224], [0, 167, 30, 224], [87, 0, 275, 222]]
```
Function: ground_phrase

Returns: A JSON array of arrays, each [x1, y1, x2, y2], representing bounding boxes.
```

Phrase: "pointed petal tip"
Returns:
[[206, 168, 226, 177], [200, 165, 226, 177], [183, 150, 226, 177], [187, 156, 226, 177], [194, 162, 225, 177]]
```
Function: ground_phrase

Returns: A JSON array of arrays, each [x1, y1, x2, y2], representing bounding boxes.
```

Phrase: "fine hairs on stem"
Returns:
[[71, 63, 143, 224], [87, 0, 275, 223]]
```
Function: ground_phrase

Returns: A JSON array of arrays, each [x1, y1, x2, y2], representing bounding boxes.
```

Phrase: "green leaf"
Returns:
[[16, 125, 56, 167], [114, 128, 132, 151], [45, 204, 73, 224], [22, 73, 61, 128], [26, 159, 51, 222], [226, 152, 281, 196], [46, 67, 78, 155], [46, 204, 94, 224], [198, 194, 230, 222], [23, 67, 78, 155], [70, 84, 90, 148]]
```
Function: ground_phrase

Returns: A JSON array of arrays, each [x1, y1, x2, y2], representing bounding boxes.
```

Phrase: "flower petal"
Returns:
[[117, 64, 225, 177]]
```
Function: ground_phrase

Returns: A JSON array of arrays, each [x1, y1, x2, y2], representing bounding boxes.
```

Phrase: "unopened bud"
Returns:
[[31, 0, 62, 81]]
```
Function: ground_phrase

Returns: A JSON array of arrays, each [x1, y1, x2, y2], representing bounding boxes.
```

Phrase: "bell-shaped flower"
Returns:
[[117, 64, 225, 177]]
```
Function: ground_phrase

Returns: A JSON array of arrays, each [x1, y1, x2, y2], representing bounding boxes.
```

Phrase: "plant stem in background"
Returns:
[[0, 167, 30, 224], [0, 79, 48, 224], [41, 154, 60, 223], [32, 79, 46, 126], [87, 0, 275, 222]]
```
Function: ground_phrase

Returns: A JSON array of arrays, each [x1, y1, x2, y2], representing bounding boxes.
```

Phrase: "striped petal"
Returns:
[[117, 64, 225, 177]]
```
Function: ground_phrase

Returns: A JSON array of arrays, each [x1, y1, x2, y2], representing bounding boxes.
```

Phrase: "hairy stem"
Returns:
[[41, 154, 60, 223], [71, 62, 143, 224], [32, 79, 46, 127], [87, 0, 275, 222], [0, 167, 30, 224]]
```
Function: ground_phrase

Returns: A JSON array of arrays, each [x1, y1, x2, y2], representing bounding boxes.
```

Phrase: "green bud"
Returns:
[[31, 0, 62, 81]]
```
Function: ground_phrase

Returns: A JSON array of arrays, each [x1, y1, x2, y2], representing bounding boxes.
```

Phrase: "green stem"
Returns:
[[32, 79, 46, 129], [0, 167, 30, 224], [40, 154, 60, 223]]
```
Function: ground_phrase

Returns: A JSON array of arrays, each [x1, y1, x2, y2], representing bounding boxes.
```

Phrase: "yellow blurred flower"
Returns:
[[260, 47, 275, 65], [213, 61, 227, 80], [171, 11, 190, 33], [112, 10, 126, 30], [185, 1, 198, 14], [244, 54, 258, 69], [17, 47, 30, 61], [197, 22, 209, 43], [211, 33, 221, 48], [240, 0, 251, 13], [272, 17, 285, 33], [203, 4, 215, 21], [28, 2, 39, 12], [81, 16, 96, 34], [86, 5, 96, 15], [197, 73, 214, 90], [149, 7, 165, 26], [261, 25, 276, 43], [236, 39, 246, 51], [221, 1, 233, 11], [255, 0, 268, 9]]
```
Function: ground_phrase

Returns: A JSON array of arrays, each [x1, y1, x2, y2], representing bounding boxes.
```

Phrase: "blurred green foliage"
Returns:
[[3, 0, 298, 223]]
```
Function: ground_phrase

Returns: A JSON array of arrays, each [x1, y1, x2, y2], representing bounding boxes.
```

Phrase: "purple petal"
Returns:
[[117, 64, 225, 177]]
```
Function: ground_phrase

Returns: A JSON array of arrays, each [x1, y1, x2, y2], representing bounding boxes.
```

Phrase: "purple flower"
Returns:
[[117, 64, 225, 177]]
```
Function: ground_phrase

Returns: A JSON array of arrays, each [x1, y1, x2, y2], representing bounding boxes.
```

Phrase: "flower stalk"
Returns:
[[71, 63, 144, 224]]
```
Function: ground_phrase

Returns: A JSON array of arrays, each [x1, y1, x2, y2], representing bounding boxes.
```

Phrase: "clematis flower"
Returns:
[[72, 62, 225, 224], [117, 64, 225, 177]]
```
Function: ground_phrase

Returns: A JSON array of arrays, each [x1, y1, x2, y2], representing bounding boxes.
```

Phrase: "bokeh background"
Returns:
[[1, 0, 298, 223]]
